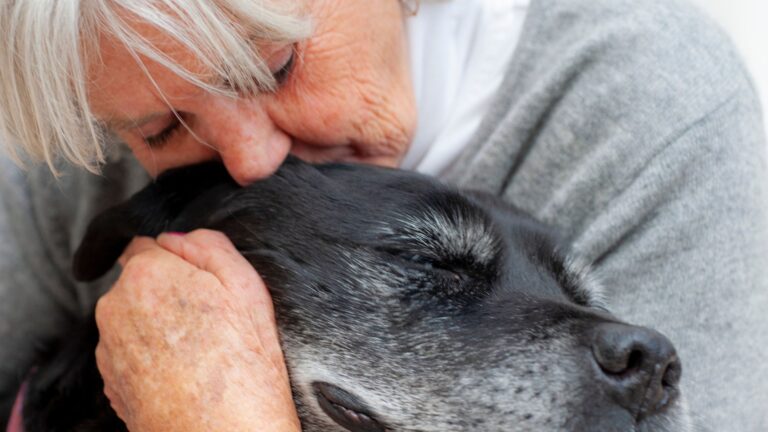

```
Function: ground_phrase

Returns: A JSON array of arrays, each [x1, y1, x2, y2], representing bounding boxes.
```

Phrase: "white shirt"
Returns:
[[401, 0, 529, 176]]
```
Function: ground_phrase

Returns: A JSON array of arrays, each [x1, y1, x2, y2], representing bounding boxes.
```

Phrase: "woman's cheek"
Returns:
[[266, 75, 361, 146], [268, 54, 413, 146]]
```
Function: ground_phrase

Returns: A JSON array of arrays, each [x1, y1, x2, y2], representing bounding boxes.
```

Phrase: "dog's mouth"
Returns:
[[313, 382, 388, 432], [634, 405, 690, 432]]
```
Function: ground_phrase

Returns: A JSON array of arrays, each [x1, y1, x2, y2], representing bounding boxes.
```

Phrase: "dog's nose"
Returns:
[[591, 322, 681, 419]]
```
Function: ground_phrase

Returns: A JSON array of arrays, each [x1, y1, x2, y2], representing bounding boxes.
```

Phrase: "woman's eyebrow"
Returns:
[[103, 111, 168, 131]]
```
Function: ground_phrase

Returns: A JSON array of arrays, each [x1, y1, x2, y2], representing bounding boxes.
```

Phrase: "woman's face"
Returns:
[[88, 0, 416, 185]]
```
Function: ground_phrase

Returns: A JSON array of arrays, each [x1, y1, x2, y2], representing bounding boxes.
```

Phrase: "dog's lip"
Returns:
[[635, 410, 683, 432], [313, 382, 387, 432]]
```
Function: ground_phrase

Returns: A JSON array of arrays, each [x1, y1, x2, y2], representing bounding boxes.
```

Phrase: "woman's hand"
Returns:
[[94, 230, 300, 432]]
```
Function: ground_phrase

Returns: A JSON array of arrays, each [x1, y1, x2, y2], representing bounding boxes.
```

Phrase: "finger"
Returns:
[[94, 294, 112, 332], [157, 230, 266, 298], [118, 236, 162, 268], [157, 229, 283, 358], [157, 229, 277, 325]]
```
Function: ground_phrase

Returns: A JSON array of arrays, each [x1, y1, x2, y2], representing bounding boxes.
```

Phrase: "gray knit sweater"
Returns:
[[1, 0, 766, 430]]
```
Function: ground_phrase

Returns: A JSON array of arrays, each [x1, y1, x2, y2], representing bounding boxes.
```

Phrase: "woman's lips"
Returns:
[[289, 139, 401, 168], [289, 138, 356, 163]]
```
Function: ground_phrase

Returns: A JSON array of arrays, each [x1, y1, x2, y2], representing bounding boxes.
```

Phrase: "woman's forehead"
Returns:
[[87, 18, 286, 127], [87, 23, 205, 121]]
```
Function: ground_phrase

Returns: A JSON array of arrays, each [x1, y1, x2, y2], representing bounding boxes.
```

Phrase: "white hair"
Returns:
[[0, 0, 311, 174]]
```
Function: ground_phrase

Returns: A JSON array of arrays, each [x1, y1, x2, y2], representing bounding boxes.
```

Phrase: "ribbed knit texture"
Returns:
[[446, 0, 768, 429]]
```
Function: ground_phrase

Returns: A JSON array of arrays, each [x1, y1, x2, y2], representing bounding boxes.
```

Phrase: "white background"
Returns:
[[689, 0, 768, 134]]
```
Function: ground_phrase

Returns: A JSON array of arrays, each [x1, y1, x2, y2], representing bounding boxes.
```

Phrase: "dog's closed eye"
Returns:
[[391, 252, 465, 282], [377, 247, 491, 307]]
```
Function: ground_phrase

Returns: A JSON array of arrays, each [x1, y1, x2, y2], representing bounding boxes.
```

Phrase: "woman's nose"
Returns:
[[200, 98, 293, 186]]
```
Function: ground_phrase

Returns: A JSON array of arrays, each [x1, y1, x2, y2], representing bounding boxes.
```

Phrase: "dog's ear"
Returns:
[[72, 193, 184, 282], [72, 162, 235, 281]]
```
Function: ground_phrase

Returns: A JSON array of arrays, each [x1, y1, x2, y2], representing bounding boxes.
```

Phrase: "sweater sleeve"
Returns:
[[0, 153, 147, 425], [446, 0, 768, 429], [0, 159, 79, 424], [569, 85, 768, 431]]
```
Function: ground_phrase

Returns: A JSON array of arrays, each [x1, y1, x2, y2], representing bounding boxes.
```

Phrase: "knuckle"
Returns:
[[189, 228, 233, 249], [112, 249, 177, 307], [94, 295, 113, 328], [94, 344, 107, 369], [121, 236, 156, 259], [120, 249, 169, 284], [130, 236, 156, 248], [123, 248, 163, 268]]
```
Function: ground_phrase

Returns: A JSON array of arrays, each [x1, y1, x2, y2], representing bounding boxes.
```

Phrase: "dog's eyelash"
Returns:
[[399, 253, 434, 268], [388, 251, 438, 269], [389, 251, 467, 283]]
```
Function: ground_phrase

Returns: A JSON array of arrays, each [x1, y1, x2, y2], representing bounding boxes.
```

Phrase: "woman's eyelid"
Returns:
[[139, 44, 297, 145], [217, 44, 296, 93], [271, 48, 296, 86], [141, 113, 183, 148], [266, 43, 296, 70], [134, 112, 176, 137]]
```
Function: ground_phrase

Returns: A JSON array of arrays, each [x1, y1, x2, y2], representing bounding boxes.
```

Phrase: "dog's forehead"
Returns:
[[214, 161, 577, 314], [91, 160, 631, 430], [216, 163, 497, 266]]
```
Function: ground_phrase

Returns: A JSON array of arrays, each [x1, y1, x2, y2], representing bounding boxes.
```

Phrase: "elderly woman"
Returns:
[[0, 0, 766, 430]]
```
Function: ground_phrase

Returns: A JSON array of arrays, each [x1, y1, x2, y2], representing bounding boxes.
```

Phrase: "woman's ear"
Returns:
[[72, 162, 236, 281]]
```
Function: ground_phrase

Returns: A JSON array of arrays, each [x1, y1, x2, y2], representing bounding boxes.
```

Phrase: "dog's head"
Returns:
[[74, 157, 689, 431]]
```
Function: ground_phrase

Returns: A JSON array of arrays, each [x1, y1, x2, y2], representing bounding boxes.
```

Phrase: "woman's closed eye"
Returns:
[[143, 113, 182, 148], [220, 45, 296, 94], [139, 45, 296, 149], [271, 48, 295, 86]]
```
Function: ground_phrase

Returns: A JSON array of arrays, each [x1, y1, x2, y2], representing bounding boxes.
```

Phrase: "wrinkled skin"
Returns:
[[84, 1, 417, 427], [72, 2, 692, 429], [88, 0, 416, 185], [25, 159, 691, 431]]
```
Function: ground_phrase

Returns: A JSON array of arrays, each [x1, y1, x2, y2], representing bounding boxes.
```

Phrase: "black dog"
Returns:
[[21, 157, 689, 431]]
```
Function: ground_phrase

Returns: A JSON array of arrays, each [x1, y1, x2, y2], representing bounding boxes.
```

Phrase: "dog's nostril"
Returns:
[[625, 349, 643, 372], [591, 323, 681, 419], [661, 357, 682, 389], [596, 346, 644, 376]]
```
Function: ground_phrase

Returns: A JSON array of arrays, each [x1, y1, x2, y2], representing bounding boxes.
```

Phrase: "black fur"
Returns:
[[21, 157, 685, 431]]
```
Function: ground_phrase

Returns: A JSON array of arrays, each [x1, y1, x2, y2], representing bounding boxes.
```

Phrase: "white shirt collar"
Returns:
[[401, 0, 529, 176]]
